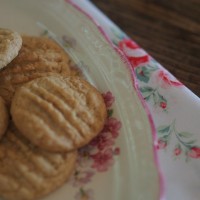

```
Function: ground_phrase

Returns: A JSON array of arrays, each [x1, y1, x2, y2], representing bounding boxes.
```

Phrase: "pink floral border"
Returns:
[[70, 91, 121, 199], [66, 0, 165, 199]]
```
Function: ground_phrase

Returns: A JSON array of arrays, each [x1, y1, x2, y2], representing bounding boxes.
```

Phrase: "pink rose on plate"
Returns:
[[174, 147, 182, 156], [187, 147, 200, 159], [90, 131, 114, 150], [103, 118, 122, 138], [72, 170, 95, 187], [102, 91, 115, 108], [157, 70, 183, 88], [113, 147, 120, 155], [160, 101, 167, 110], [91, 148, 114, 172], [78, 145, 94, 167], [156, 139, 167, 150], [119, 39, 150, 67]]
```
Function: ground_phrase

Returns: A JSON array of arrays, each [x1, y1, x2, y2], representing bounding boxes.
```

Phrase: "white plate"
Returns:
[[0, 0, 160, 199]]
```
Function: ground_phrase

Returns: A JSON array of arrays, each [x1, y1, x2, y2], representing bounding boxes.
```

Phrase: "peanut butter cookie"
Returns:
[[0, 124, 77, 200], [0, 96, 9, 139], [11, 75, 107, 152], [0, 28, 22, 70], [0, 36, 71, 105]]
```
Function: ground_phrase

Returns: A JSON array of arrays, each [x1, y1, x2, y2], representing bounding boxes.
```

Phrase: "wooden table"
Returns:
[[91, 0, 200, 96]]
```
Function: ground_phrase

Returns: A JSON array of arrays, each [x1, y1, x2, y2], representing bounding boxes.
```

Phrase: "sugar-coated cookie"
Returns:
[[0, 28, 22, 70]]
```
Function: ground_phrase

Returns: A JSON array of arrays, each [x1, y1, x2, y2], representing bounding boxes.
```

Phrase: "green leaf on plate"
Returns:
[[144, 95, 151, 101], [140, 86, 155, 99], [178, 132, 193, 138], [157, 92, 167, 103], [153, 93, 159, 105], [162, 135, 170, 141], [136, 67, 150, 83], [157, 125, 170, 135], [185, 140, 196, 145], [107, 109, 114, 117], [140, 86, 154, 93], [136, 64, 159, 83], [147, 63, 159, 72], [140, 86, 154, 92], [107, 109, 113, 117], [175, 143, 181, 149]]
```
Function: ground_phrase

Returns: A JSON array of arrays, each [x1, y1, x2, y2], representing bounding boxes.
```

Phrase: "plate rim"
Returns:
[[0, 0, 164, 199], [66, 0, 164, 199]]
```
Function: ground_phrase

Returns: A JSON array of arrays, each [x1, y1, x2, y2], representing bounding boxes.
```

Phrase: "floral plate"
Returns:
[[0, 0, 160, 199]]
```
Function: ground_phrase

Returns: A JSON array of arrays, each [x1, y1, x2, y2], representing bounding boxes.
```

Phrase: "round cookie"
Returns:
[[0, 28, 22, 70], [0, 96, 9, 139], [0, 124, 77, 200], [11, 75, 107, 152], [0, 36, 71, 106]]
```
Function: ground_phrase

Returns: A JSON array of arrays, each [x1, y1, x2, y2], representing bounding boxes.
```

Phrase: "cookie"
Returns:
[[0, 124, 77, 200], [0, 96, 9, 139], [11, 75, 107, 152], [0, 36, 71, 105], [0, 28, 22, 70]]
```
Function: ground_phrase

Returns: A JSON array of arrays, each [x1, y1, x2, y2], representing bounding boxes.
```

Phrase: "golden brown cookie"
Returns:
[[0, 124, 77, 200], [0, 36, 71, 105], [0, 28, 22, 70], [0, 96, 9, 139], [11, 75, 107, 152]]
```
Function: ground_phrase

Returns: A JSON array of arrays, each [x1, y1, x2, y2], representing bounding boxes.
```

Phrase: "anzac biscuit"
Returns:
[[0, 28, 22, 70], [11, 75, 107, 152], [0, 36, 71, 105], [0, 96, 9, 139], [0, 124, 77, 200]]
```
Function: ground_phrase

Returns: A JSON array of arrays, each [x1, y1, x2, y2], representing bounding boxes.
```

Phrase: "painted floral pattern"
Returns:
[[135, 63, 158, 83], [91, 148, 114, 172], [70, 91, 121, 198], [156, 70, 183, 88], [140, 86, 168, 111], [187, 147, 200, 159], [119, 39, 150, 67], [37, 22, 122, 200], [72, 170, 95, 187], [38, 12, 199, 199], [102, 91, 115, 108], [157, 120, 200, 160], [117, 39, 171, 113], [113, 36, 199, 163]]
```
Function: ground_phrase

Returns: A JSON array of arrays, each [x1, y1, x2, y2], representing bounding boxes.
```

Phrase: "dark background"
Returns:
[[91, 0, 200, 96]]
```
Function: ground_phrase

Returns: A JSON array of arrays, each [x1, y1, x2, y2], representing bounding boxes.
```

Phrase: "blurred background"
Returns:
[[91, 0, 200, 96]]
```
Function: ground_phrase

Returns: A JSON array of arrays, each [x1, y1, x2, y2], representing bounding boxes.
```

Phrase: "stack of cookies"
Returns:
[[0, 28, 107, 200]]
